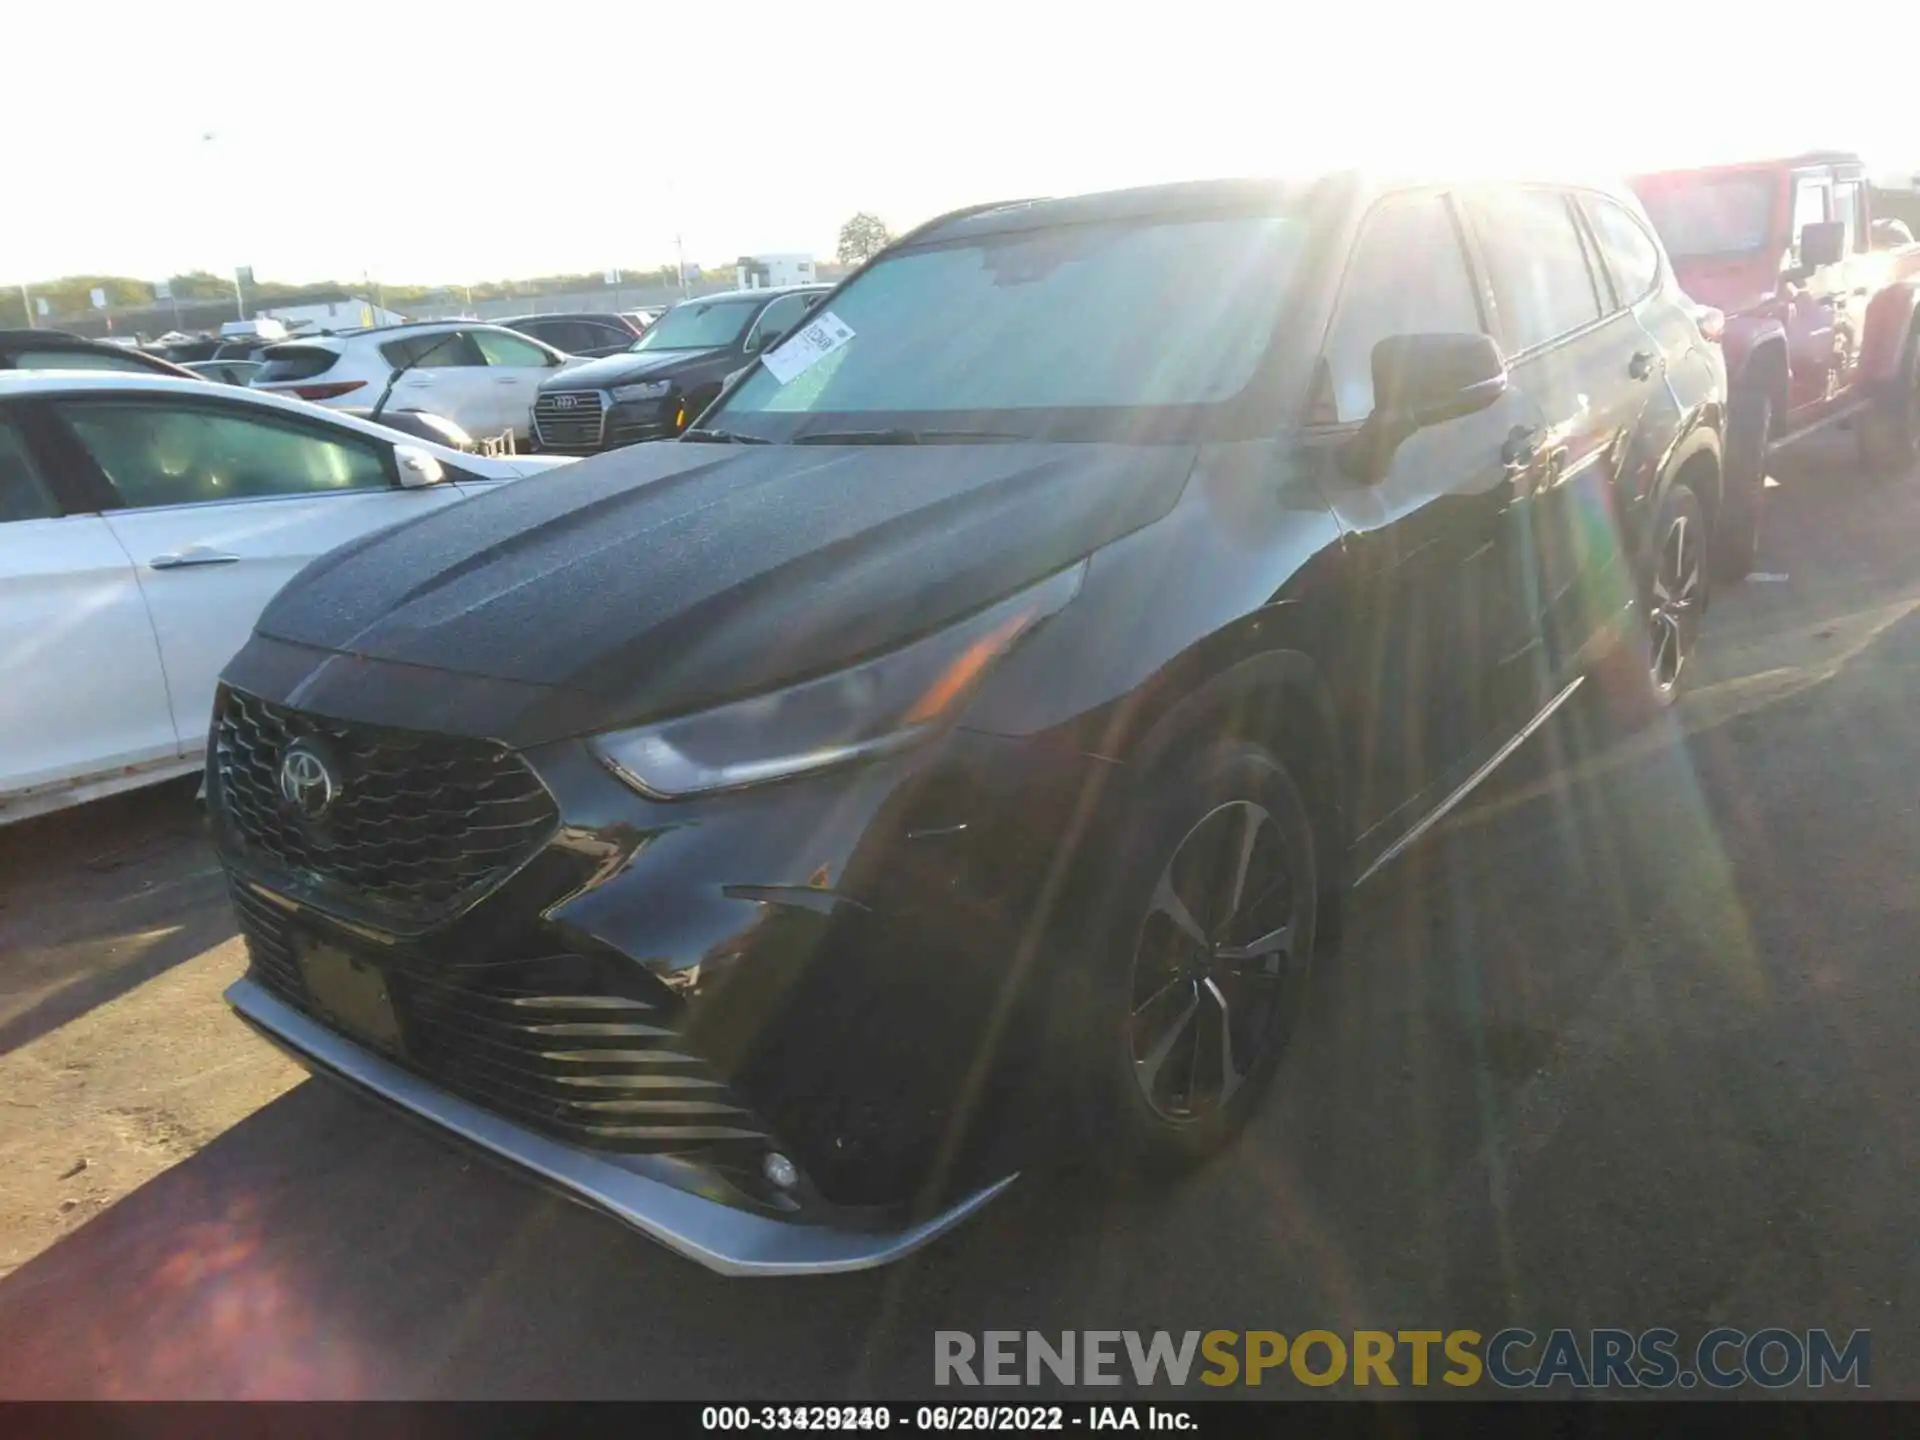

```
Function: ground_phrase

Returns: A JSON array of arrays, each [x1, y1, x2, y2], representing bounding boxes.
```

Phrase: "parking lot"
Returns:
[[0, 430, 1914, 1398]]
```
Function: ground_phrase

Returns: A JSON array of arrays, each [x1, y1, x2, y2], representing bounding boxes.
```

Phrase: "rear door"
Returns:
[[383, 331, 494, 435], [51, 394, 469, 751], [470, 328, 565, 440], [0, 402, 178, 802], [1465, 184, 1649, 672]]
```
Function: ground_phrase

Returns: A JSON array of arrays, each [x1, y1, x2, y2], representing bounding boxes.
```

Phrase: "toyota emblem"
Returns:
[[555, 395, 579, 409], [278, 741, 338, 821]]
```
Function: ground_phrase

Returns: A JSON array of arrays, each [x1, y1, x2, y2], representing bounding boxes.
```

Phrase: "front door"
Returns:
[[1784, 167, 1841, 414], [470, 328, 564, 441], [49, 394, 467, 751], [1829, 169, 1874, 396], [0, 406, 176, 799], [1308, 188, 1551, 839]]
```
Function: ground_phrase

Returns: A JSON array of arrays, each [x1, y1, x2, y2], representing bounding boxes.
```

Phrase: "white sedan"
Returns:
[[0, 371, 572, 825]]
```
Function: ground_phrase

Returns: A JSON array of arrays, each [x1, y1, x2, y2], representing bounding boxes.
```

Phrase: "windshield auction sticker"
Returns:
[[762, 310, 855, 385]]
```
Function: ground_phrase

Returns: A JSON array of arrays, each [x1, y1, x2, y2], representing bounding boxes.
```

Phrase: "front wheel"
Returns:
[[1596, 480, 1708, 728], [1090, 738, 1318, 1171]]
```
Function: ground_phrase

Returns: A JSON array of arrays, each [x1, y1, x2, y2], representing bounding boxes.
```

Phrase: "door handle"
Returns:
[[495, 377, 521, 385], [1629, 350, 1663, 381], [149, 550, 241, 570], [1502, 424, 1541, 470]]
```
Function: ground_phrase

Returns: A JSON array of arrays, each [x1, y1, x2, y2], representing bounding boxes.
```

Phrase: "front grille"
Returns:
[[232, 885, 772, 1166], [532, 390, 606, 450], [213, 688, 557, 925]]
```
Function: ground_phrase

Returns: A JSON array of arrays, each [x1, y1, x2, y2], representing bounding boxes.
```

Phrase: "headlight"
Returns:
[[611, 379, 673, 403], [593, 563, 1086, 798]]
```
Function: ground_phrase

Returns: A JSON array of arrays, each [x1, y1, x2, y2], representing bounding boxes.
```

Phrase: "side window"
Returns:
[[1471, 187, 1604, 353], [0, 416, 58, 523], [1791, 175, 1831, 258], [1320, 193, 1484, 424], [1834, 180, 1866, 253], [379, 332, 484, 370], [1583, 196, 1662, 306], [585, 322, 634, 349], [59, 402, 392, 509], [747, 294, 815, 351], [473, 329, 555, 367]]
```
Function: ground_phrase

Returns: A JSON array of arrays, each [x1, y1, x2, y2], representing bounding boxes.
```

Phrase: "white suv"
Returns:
[[251, 322, 583, 443]]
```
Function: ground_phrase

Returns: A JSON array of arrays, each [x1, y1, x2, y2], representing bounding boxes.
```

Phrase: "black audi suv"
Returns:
[[209, 172, 1725, 1274], [530, 285, 828, 454]]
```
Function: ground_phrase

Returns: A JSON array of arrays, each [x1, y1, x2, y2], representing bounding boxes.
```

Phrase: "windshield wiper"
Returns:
[[790, 427, 1024, 445], [681, 427, 771, 444]]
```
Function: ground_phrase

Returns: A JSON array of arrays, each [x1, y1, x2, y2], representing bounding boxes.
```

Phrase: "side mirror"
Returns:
[[1798, 219, 1847, 269], [1341, 333, 1508, 482], [394, 444, 447, 488]]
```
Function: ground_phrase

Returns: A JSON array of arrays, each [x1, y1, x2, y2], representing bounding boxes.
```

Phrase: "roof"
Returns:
[[1630, 150, 1868, 182], [496, 312, 635, 326], [0, 328, 86, 345], [665, 284, 829, 305]]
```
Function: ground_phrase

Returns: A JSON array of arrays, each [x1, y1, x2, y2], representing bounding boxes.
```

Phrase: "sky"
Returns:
[[9, 0, 1920, 287]]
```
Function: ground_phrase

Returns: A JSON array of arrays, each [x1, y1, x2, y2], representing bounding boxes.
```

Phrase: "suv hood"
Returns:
[[538, 348, 722, 390], [252, 440, 1197, 740]]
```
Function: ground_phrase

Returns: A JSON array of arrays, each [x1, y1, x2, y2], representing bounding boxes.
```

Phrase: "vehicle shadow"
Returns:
[[0, 779, 232, 1058]]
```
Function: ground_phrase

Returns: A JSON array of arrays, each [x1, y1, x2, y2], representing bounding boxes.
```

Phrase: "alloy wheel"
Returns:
[[1648, 511, 1701, 695], [1127, 799, 1307, 1124]]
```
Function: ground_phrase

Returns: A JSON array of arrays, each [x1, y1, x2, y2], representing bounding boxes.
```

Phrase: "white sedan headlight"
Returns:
[[593, 563, 1085, 798], [611, 380, 673, 403]]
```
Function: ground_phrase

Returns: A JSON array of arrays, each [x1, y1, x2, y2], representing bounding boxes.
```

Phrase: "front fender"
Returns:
[[1860, 282, 1920, 387], [1721, 312, 1788, 393]]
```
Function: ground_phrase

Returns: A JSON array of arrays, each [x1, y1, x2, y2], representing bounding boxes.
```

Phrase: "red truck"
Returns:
[[1630, 151, 1920, 578]]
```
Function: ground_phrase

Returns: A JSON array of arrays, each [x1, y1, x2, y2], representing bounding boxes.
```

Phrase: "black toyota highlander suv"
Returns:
[[209, 172, 1725, 1275], [530, 285, 828, 454]]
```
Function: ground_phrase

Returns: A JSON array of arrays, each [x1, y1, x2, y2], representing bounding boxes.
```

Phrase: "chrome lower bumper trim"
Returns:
[[226, 976, 1016, 1277]]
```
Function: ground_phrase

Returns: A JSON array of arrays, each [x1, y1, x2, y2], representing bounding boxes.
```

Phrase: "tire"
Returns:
[[1713, 389, 1769, 583], [1085, 737, 1319, 1171], [1858, 328, 1920, 480], [1595, 479, 1709, 729]]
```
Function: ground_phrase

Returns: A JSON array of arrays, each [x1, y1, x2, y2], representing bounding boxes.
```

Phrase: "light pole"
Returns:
[[17, 282, 33, 330]]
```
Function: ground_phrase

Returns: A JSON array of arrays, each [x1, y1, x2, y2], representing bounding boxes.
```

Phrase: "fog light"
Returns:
[[763, 1152, 800, 1191]]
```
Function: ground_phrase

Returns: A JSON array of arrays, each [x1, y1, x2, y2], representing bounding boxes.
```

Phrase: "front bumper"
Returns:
[[228, 976, 1017, 1276], [208, 668, 1121, 1274]]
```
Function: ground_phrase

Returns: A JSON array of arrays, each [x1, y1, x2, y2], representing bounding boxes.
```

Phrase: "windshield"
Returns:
[[706, 213, 1306, 440], [1635, 174, 1778, 260], [630, 297, 764, 352]]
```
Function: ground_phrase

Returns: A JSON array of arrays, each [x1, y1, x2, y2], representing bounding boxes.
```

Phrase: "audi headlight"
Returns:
[[611, 379, 673, 403], [593, 563, 1086, 798]]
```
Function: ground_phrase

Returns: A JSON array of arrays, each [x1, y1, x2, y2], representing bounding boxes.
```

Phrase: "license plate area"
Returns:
[[291, 931, 406, 1057]]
